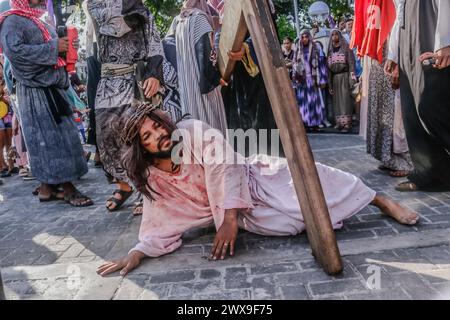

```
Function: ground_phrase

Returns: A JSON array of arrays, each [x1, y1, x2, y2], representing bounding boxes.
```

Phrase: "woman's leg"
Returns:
[[4, 128, 14, 171], [0, 129, 7, 171], [371, 195, 419, 225]]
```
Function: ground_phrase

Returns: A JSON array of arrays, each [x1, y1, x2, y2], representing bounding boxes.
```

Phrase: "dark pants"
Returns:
[[399, 0, 450, 190], [86, 51, 101, 147]]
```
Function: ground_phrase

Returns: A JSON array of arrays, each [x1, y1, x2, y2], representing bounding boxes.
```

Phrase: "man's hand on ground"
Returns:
[[210, 209, 239, 260], [143, 77, 160, 99], [58, 37, 69, 53], [97, 251, 145, 277]]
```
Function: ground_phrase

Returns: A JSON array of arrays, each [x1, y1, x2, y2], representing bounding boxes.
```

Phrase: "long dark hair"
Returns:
[[121, 108, 179, 201]]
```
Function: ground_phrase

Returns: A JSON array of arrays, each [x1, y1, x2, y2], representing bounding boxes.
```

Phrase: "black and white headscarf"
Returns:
[[86, 0, 149, 38]]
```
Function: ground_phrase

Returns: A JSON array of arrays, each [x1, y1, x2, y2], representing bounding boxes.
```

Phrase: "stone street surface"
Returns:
[[2, 134, 450, 300]]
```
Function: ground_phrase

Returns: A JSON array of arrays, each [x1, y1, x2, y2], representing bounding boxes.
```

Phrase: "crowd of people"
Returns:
[[282, 18, 361, 133], [0, 0, 448, 277]]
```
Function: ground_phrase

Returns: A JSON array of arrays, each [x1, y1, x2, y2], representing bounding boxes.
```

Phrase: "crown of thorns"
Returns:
[[121, 102, 161, 145]]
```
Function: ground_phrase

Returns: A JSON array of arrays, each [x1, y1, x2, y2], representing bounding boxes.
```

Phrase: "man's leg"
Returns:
[[371, 195, 419, 225], [105, 181, 133, 211], [38, 183, 58, 201], [60, 182, 93, 207]]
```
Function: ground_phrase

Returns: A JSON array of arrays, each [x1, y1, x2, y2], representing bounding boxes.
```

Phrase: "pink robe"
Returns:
[[131, 120, 376, 257], [12, 115, 28, 167]]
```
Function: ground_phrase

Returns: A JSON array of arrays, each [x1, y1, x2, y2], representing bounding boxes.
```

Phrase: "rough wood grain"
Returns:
[[219, 0, 343, 275], [217, 0, 248, 81]]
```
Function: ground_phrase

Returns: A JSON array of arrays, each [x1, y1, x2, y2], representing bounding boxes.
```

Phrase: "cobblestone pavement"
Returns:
[[1, 134, 450, 300]]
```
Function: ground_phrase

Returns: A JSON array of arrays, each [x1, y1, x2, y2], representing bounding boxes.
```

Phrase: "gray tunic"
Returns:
[[0, 15, 88, 185], [88, 0, 182, 182], [169, 12, 228, 136], [399, 0, 450, 190]]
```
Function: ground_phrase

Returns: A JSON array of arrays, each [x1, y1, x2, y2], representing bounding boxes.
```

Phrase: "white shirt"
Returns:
[[387, 0, 404, 63], [389, 0, 450, 62]]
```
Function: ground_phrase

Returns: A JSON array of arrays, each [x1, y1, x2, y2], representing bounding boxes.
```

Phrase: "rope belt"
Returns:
[[101, 63, 135, 78]]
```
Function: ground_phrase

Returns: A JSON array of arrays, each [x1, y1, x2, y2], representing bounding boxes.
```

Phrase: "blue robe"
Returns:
[[0, 15, 88, 184]]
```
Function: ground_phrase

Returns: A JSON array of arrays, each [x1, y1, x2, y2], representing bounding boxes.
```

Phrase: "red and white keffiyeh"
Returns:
[[0, 0, 65, 68]]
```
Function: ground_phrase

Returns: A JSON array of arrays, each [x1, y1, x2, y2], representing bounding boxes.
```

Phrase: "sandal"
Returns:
[[395, 181, 419, 192], [65, 190, 94, 207], [389, 170, 410, 178], [9, 167, 19, 174], [32, 186, 40, 196], [39, 191, 65, 202], [133, 200, 144, 216], [106, 189, 133, 212], [19, 168, 29, 177], [37, 185, 65, 202], [0, 170, 11, 178]]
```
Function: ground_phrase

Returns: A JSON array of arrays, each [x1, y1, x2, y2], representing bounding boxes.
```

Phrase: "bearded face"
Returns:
[[139, 117, 175, 159]]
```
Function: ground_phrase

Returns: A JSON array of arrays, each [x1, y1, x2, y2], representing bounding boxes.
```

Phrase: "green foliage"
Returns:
[[276, 14, 297, 42], [273, 0, 353, 29], [140, 0, 352, 37], [143, 0, 183, 36]]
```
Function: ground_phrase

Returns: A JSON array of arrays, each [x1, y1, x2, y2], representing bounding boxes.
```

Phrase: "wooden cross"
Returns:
[[218, 0, 343, 275]]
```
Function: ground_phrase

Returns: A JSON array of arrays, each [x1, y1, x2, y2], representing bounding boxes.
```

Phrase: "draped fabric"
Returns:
[[0, 0, 65, 67], [398, 0, 450, 191], [366, 49, 413, 172], [169, 11, 227, 136], [359, 0, 396, 63], [131, 120, 376, 258], [0, 15, 87, 184], [293, 31, 328, 127], [328, 30, 356, 127], [88, 0, 182, 182]]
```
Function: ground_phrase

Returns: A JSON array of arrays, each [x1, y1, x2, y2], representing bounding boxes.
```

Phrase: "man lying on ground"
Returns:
[[97, 103, 419, 277]]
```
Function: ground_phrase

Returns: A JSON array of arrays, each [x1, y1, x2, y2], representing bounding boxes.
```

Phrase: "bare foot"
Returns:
[[371, 195, 419, 226]]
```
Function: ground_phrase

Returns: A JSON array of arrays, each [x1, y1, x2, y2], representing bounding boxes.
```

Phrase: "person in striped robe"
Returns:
[[167, 0, 228, 136]]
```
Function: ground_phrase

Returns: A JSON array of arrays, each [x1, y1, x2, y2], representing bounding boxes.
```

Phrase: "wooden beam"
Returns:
[[219, 0, 343, 275], [217, 0, 248, 81]]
